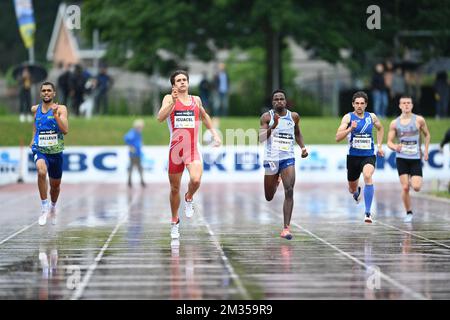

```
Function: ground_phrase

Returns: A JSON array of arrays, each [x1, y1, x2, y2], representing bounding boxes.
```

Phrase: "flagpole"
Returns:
[[28, 46, 35, 64]]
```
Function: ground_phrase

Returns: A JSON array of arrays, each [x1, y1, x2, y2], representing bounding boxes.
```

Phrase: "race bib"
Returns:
[[352, 135, 371, 150], [273, 133, 293, 151], [174, 110, 195, 128], [401, 140, 418, 155], [38, 131, 58, 147]]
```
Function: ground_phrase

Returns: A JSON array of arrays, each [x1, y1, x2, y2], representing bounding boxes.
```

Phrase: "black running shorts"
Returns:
[[347, 155, 376, 182], [396, 157, 423, 177]]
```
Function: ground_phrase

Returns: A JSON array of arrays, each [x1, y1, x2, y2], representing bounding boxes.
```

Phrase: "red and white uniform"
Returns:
[[167, 96, 202, 174]]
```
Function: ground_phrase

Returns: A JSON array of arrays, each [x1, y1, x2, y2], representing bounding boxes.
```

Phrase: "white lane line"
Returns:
[[290, 221, 428, 300], [376, 221, 450, 250], [0, 191, 93, 246], [197, 209, 251, 300], [0, 222, 37, 245], [71, 194, 138, 300]]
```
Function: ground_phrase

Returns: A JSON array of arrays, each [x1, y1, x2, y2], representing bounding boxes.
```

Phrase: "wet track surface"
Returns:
[[0, 182, 449, 300]]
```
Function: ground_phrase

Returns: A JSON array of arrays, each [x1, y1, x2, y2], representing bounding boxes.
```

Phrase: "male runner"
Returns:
[[157, 70, 221, 239], [336, 91, 384, 223], [259, 89, 308, 240], [387, 95, 430, 222], [30, 82, 68, 226]]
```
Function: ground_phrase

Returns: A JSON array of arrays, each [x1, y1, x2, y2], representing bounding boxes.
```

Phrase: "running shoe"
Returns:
[[38, 209, 48, 226], [280, 227, 293, 240], [404, 213, 413, 223], [184, 194, 194, 218], [171, 219, 180, 239], [364, 212, 373, 224], [353, 186, 362, 204]]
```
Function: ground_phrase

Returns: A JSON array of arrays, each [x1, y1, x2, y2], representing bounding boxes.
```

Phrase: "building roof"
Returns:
[[46, 3, 105, 64]]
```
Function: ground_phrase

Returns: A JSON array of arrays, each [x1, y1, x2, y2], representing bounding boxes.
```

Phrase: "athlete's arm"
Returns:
[[157, 93, 176, 122], [29, 105, 38, 148], [259, 112, 275, 143], [52, 104, 68, 134], [418, 116, 431, 161], [335, 114, 353, 142], [371, 113, 385, 157], [387, 120, 401, 152], [197, 96, 221, 146], [292, 112, 308, 157]]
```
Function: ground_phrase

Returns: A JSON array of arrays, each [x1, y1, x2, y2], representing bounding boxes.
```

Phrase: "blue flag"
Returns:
[[14, 0, 36, 49]]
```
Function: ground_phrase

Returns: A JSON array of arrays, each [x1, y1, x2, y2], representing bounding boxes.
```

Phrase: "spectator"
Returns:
[[57, 64, 71, 106], [69, 64, 86, 116], [199, 72, 211, 113], [18, 67, 32, 122], [433, 71, 449, 119], [391, 67, 406, 114], [95, 65, 113, 115], [213, 62, 230, 117], [371, 63, 388, 118], [124, 119, 146, 188]]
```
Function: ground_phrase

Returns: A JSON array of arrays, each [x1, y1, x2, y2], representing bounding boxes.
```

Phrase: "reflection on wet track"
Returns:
[[0, 182, 449, 299]]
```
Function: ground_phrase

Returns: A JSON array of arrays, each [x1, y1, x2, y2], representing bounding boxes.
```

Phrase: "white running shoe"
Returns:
[[364, 213, 373, 224], [184, 197, 194, 218], [38, 210, 48, 226], [49, 206, 57, 225], [171, 220, 180, 239], [404, 213, 413, 223]]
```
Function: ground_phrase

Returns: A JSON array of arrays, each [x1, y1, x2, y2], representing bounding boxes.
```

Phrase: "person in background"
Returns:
[[434, 71, 449, 119], [19, 67, 32, 122], [124, 119, 146, 188]]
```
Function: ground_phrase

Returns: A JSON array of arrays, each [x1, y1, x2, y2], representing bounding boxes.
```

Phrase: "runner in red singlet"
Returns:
[[157, 70, 221, 240]]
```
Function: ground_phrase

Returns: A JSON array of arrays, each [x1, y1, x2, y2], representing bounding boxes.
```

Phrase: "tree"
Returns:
[[82, 0, 450, 101], [0, 0, 61, 73]]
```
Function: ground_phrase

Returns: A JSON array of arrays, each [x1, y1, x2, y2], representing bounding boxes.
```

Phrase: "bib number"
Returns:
[[272, 133, 293, 151], [352, 136, 371, 150], [38, 133, 58, 147], [174, 110, 195, 128], [401, 140, 418, 155]]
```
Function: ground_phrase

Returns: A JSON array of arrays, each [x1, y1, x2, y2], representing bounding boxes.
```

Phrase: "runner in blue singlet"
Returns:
[[29, 82, 69, 226], [336, 91, 385, 223]]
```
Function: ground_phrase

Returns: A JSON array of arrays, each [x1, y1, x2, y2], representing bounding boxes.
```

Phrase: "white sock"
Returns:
[[51, 202, 56, 208], [41, 199, 48, 212]]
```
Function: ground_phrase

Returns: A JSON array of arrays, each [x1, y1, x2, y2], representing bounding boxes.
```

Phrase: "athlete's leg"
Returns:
[[185, 160, 203, 201], [280, 165, 295, 228], [169, 172, 183, 222], [347, 155, 360, 196], [264, 174, 280, 201], [348, 179, 359, 194], [362, 163, 375, 214], [36, 159, 48, 201], [399, 174, 411, 212], [410, 175, 422, 192], [49, 178, 61, 204]]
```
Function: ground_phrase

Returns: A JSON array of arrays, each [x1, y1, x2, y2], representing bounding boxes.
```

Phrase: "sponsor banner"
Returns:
[[0, 145, 448, 185]]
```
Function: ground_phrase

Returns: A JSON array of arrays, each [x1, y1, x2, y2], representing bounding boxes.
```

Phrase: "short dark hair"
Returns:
[[170, 70, 189, 85], [352, 91, 368, 103], [399, 95, 413, 102], [40, 81, 56, 91], [271, 89, 286, 100]]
